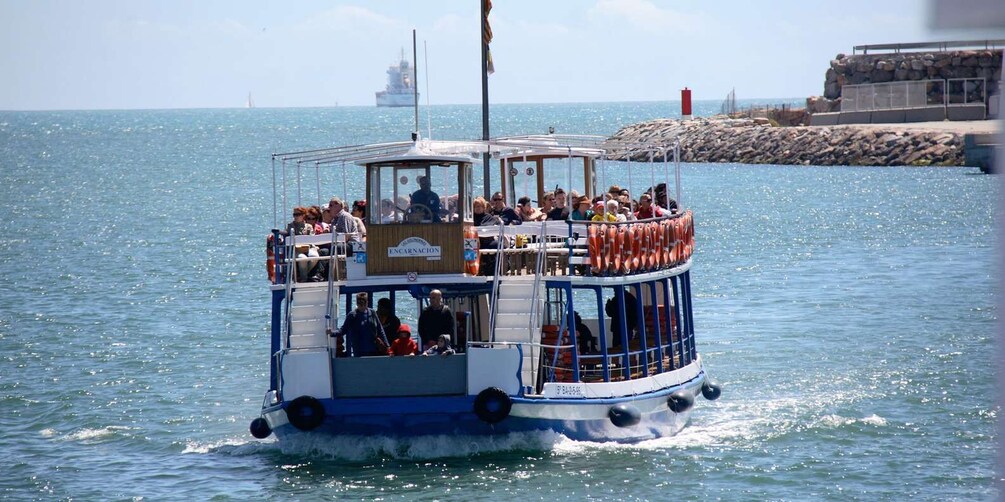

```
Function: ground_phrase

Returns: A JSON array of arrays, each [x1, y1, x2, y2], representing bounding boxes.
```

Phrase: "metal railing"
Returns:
[[840, 78, 988, 112], [853, 39, 1005, 54]]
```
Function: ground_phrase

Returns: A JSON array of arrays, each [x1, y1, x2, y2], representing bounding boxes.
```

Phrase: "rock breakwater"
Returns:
[[611, 117, 965, 166]]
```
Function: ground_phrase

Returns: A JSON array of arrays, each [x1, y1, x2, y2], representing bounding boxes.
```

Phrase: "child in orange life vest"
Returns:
[[388, 323, 419, 356]]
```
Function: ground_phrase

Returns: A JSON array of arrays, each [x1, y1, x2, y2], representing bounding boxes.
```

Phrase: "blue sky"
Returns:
[[0, 0, 994, 110]]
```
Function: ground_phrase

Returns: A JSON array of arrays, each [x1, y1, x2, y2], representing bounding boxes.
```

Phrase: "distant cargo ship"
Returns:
[[375, 50, 418, 107]]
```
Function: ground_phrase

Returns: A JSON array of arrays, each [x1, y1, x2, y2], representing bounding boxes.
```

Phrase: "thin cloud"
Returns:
[[587, 0, 703, 34], [297, 5, 402, 36]]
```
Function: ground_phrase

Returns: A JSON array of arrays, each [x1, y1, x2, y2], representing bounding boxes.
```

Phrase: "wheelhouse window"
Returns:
[[367, 161, 473, 224]]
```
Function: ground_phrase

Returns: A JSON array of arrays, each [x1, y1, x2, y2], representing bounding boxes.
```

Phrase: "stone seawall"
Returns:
[[809, 49, 1002, 113], [611, 118, 968, 166]]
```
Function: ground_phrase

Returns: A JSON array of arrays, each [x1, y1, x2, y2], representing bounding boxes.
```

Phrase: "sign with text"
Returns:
[[387, 237, 442, 261]]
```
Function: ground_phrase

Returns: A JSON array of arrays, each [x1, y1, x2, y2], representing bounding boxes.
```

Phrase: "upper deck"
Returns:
[[269, 135, 689, 287]]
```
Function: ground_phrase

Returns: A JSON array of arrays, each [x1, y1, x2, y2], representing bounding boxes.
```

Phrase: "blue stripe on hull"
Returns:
[[266, 381, 703, 443], [270, 408, 692, 443]]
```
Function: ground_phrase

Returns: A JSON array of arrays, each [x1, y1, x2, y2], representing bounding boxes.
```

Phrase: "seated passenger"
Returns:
[[617, 196, 635, 221], [570, 195, 593, 221], [591, 201, 616, 222], [388, 323, 419, 356], [652, 183, 679, 213], [351, 200, 367, 239], [548, 188, 570, 220], [379, 198, 397, 223], [409, 176, 441, 222], [517, 195, 545, 222], [307, 205, 329, 234], [328, 197, 360, 235], [609, 200, 627, 222], [286, 206, 314, 236], [422, 334, 456, 356], [634, 193, 664, 220], [286, 207, 318, 280], [489, 192, 521, 225], [443, 194, 459, 222], [538, 191, 556, 218], [472, 197, 501, 275]]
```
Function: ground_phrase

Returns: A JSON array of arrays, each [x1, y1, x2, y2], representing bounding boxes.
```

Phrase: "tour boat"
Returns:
[[249, 134, 721, 443]]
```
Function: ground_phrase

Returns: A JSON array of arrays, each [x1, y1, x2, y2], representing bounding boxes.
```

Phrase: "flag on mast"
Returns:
[[483, 0, 494, 74]]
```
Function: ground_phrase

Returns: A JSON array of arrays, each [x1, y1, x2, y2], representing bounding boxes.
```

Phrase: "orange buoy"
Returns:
[[611, 224, 623, 273], [685, 210, 694, 246], [661, 220, 671, 266], [648, 223, 658, 270], [464, 227, 480, 275], [654, 221, 664, 269], [640, 223, 651, 272], [652, 222, 660, 269], [606, 224, 619, 273], [619, 225, 632, 274], [588, 224, 602, 274], [266, 234, 276, 283], [652, 222, 663, 269]]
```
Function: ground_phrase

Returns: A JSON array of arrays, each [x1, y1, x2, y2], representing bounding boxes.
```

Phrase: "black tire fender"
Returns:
[[473, 387, 512, 424], [286, 395, 326, 431], [667, 390, 694, 413]]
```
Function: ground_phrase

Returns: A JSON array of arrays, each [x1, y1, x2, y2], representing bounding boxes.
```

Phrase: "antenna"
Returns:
[[424, 39, 432, 140], [412, 29, 419, 139]]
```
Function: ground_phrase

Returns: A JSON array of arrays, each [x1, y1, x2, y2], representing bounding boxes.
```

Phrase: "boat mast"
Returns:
[[412, 29, 420, 139], [480, 0, 491, 198]]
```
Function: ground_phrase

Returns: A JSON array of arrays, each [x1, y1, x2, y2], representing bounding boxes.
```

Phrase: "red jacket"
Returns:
[[634, 205, 664, 220], [389, 337, 418, 356]]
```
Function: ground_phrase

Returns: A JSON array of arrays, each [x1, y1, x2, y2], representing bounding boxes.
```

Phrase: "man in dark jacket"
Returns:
[[409, 175, 442, 222], [418, 289, 454, 350], [489, 191, 521, 225], [336, 292, 389, 357], [605, 289, 638, 349]]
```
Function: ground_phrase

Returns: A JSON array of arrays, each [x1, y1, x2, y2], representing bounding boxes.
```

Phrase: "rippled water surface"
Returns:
[[0, 102, 996, 500]]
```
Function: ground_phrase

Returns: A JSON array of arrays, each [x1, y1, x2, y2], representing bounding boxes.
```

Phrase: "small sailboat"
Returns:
[[246, 93, 255, 109]]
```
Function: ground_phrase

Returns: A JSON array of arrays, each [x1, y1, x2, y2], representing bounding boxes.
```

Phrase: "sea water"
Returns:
[[0, 100, 996, 500]]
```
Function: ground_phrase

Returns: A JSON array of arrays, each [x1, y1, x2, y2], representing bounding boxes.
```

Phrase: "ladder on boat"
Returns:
[[489, 222, 549, 391], [492, 280, 544, 391], [286, 286, 335, 349]]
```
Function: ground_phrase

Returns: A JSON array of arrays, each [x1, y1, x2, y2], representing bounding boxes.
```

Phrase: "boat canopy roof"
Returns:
[[272, 135, 671, 168]]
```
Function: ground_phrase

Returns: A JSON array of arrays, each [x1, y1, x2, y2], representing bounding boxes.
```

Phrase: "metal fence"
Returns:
[[841, 78, 987, 112]]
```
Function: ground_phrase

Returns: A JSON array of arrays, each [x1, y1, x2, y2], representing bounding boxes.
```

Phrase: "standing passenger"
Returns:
[[418, 289, 454, 350], [376, 297, 401, 340], [336, 293, 389, 357]]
